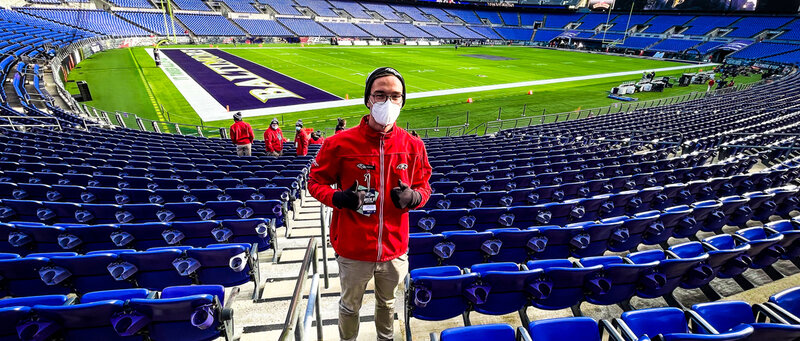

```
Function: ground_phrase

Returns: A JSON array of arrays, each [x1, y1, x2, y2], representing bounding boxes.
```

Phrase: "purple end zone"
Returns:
[[162, 49, 341, 111]]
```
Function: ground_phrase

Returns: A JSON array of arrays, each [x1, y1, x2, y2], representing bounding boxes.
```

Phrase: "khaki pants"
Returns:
[[337, 254, 408, 341], [268, 150, 282, 157], [236, 143, 252, 156]]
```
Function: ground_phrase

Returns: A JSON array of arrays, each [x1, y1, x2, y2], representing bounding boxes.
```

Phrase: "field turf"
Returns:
[[65, 45, 754, 135]]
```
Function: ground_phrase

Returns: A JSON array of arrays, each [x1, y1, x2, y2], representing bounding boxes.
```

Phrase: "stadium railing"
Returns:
[[279, 237, 323, 341], [319, 204, 332, 289], [0, 115, 64, 130], [71, 80, 762, 140], [476, 82, 763, 135]]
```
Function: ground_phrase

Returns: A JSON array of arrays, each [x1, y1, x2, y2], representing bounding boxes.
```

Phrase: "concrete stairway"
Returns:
[[231, 194, 406, 341]]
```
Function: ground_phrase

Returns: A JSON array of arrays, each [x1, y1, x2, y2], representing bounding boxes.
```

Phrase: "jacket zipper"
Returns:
[[376, 136, 385, 262]]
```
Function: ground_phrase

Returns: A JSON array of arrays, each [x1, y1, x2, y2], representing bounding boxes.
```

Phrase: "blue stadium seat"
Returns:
[[767, 286, 800, 324], [466, 263, 541, 323], [691, 301, 800, 341], [434, 323, 529, 341], [46, 251, 135, 294], [528, 316, 621, 341], [524, 259, 600, 311], [203, 201, 246, 220], [124, 285, 234, 341], [118, 222, 172, 250], [0, 255, 71, 297], [734, 227, 785, 273], [617, 307, 753, 341], [409, 233, 445, 270], [626, 249, 708, 301], [20, 299, 132, 340], [182, 243, 259, 293], [162, 202, 204, 222], [115, 248, 193, 290], [765, 219, 800, 264], [577, 256, 654, 309], [405, 266, 481, 336], [667, 241, 747, 298]]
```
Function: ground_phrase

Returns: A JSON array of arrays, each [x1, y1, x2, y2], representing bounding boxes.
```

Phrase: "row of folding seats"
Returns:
[[0, 171, 301, 191], [409, 210, 799, 271], [0, 142, 310, 164], [429, 298, 796, 341], [0, 242, 261, 298], [0, 130, 319, 164], [0, 183, 293, 205], [0, 284, 234, 340], [0, 218, 275, 254], [0, 157, 309, 175], [426, 156, 750, 200], [430, 143, 654, 169], [427, 142, 633, 167], [407, 228, 800, 339], [429, 146, 660, 177], [412, 178, 799, 235], [429, 149, 707, 186], [424, 167, 771, 212], [0, 199, 286, 227], [424, 134, 574, 150]]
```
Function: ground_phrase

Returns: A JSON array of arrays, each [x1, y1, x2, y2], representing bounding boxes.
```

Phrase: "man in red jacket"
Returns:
[[263, 118, 285, 156], [229, 112, 254, 156], [309, 67, 432, 341], [294, 119, 310, 156]]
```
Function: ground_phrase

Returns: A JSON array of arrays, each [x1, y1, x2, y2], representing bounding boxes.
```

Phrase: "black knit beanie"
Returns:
[[364, 67, 406, 108]]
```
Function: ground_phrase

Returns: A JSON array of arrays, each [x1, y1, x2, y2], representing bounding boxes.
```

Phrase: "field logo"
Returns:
[[160, 48, 341, 113], [182, 49, 303, 103]]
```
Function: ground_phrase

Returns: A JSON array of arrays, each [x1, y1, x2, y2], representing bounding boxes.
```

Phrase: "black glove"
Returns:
[[332, 181, 365, 211], [391, 180, 422, 209]]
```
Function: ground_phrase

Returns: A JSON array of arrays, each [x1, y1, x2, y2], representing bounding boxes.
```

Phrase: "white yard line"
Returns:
[[157, 51, 716, 122]]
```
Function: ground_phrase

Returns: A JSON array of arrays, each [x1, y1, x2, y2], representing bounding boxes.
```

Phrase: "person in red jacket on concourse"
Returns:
[[294, 119, 310, 156], [308, 67, 432, 341], [229, 112, 254, 156], [263, 118, 285, 156]]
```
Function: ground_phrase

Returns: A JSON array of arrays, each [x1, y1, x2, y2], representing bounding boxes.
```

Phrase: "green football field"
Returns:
[[65, 45, 754, 135]]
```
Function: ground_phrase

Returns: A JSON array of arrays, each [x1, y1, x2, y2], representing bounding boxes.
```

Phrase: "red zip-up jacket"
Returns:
[[230, 121, 254, 145], [264, 127, 284, 153], [295, 129, 310, 156], [309, 115, 432, 262], [309, 136, 324, 145]]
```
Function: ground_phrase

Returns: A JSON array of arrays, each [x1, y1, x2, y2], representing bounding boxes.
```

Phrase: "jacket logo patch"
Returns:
[[397, 163, 408, 170], [357, 163, 376, 170]]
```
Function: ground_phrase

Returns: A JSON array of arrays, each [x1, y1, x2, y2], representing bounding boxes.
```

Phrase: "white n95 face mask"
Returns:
[[371, 99, 401, 126]]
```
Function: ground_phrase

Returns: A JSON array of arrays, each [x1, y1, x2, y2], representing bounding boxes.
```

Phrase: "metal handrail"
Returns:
[[480, 91, 708, 135], [279, 238, 321, 341], [319, 205, 331, 289], [0, 115, 63, 130], [297, 273, 323, 341]]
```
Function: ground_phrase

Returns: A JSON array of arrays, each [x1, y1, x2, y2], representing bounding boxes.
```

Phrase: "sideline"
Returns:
[[130, 49, 168, 129]]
